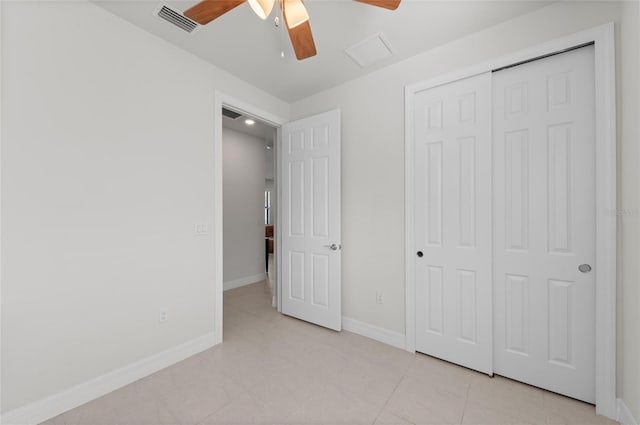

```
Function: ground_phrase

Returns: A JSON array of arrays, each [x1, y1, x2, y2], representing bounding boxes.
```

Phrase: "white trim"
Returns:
[[0, 333, 216, 425], [618, 399, 639, 425], [403, 84, 416, 354], [224, 273, 266, 291], [592, 23, 617, 419], [213, 91, 286, 345], [275, 126, 283, 313], [342, 317, 406, 350], [0, 0, 4, 420], [405, 23, 616, 419]]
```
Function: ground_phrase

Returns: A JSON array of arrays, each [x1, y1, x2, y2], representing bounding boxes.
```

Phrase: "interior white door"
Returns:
[[413, 73, 493, 374], [493, 46, 595, 402], [281, 109, 341, 331]]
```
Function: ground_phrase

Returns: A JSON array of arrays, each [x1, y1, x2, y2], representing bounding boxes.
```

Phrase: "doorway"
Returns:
[[213, 94, 287, 345], [221, 105, 279, 313], [213, 95, 343, 345], [214, 94, 345, 355]]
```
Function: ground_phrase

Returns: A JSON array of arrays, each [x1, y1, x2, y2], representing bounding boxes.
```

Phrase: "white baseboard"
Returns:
[[224, 273, 265, 291], [1, 333, 217, 425], [342, 316, 406, 350], [618, 399, 639, 425]]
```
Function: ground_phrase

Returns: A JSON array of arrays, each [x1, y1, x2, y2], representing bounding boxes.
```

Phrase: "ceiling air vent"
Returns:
[[156, 4, 198, 33], [222, 108, 243, 120], [345, 33, 394, 68]]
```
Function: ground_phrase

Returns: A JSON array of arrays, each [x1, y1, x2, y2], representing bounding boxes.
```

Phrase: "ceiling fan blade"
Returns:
[[281, 0, 316, 60], [286, 20, 317, 60], [354, 0, 400, 10], [184, 0, 246, 25]]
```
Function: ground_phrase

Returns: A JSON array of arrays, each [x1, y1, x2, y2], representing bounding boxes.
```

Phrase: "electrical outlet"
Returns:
[[376, 292, 384, 305], [159, 311, 168, 322]]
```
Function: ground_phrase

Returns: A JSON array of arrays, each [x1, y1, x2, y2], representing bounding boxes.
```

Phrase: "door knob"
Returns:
[[578, 264, 592, 273], [417, 251, 424, 258], [326, 244, 341, 251]]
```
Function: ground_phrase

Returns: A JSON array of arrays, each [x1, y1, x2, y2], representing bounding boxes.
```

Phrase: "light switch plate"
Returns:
[[195, 223, 209, 235]]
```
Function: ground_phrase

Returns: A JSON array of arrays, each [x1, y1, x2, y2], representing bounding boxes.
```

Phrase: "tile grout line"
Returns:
[[370, 354, 417, 425], [370, 375, 407, 425], [193, 387, 252, 425], [459, 378, 472, 425]]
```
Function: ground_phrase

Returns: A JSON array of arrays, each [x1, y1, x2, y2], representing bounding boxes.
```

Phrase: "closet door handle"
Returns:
[[578, 264, 592, 273]]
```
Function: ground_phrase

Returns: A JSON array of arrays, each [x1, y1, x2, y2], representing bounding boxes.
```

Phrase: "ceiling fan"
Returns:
[[183, 0, 401, 60]]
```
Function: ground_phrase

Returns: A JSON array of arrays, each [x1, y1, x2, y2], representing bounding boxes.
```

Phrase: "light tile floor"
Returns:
[[43, 281, 617, 425]]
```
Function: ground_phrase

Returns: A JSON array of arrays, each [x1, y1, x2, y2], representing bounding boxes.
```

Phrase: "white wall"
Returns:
[[223, 128, 267, 286], [291, 1, 639, 420], [0, 0, 289, 416]]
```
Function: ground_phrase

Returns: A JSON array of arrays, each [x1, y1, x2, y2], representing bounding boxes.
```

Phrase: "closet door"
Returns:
[[493, 46, 596, 403], [413, 73, 493, 375]]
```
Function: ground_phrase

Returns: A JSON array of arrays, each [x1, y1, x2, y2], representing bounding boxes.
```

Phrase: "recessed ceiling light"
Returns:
[[245, 119, 255, 125]]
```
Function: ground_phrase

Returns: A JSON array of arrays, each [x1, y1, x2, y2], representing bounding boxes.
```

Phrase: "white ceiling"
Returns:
[[222, 112, 276, 143], [93, 0, 552, 102]]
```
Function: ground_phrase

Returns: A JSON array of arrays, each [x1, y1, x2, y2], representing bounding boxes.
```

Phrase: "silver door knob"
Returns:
[[326, 244, 341, 251], [578, 264, 592, 273]]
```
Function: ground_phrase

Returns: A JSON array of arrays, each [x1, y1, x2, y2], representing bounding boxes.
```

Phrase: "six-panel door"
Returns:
[[281, 109, 342, 331], [414, 73, 493, 375], [493, 46, 596, 403]]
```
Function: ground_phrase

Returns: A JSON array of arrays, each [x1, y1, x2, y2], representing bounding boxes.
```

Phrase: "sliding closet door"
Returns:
[[493, 46, 596, 403], [413, 73, 493, 375]]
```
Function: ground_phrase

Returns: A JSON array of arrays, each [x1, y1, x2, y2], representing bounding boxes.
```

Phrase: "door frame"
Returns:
[[213, 91, 287, 344], [404, 23, 616, 418]]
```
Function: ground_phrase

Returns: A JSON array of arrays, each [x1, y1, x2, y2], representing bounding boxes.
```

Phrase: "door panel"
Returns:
[[281, 110, 341, 331], [414, 73, 493, 374], [493, 46, 595, 403]]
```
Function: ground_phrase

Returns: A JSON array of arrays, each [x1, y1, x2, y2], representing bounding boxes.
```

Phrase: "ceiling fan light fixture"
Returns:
[[248, 0, 275, 19], [183, 0, 400, 61], [282, 0, 309, 29]]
